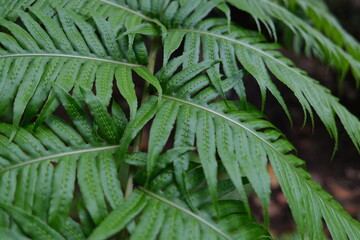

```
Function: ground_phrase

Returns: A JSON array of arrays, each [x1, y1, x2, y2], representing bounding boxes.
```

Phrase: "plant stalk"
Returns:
[[125, 37, 160, 198]]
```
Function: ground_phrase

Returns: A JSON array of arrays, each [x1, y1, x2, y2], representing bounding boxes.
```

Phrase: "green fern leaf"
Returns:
[[48, 156, 77, 230], [138, 165, 270, 240], [144, 45, 359, 237], [0, 7, 151, 127], [196, 111, 218, 206], [0, 202, 64, 240], [159, 87, 360, 238], [215, 118, 250, 213], [147, 100, 180, 179], [133, 67, 163, 99], [0, 113, 122, 236], [163, 31, 186, 65], [227, 0, 360, 85], [88, 162, 271, 240], [118, 96, 158, 160], [0, 1, 359, 239], [115, 65, 138, 120], [77, 153, 108, 225], [0, 228, 31, 240], [285, 0, 360, 62], [97, 151, 124, 209], [128, 199, 165, 240], [80, 87, 119, 143], [111, 101, 128, 136], [88, 190, 147, 240], [165, 23, 360, 150], [53, 85, 98, 143]]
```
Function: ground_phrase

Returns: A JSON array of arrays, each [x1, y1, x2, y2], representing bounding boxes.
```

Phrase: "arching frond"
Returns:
[[88, 166, 271, 240], [0, 90, 128, 238], [0, 1, 359, 239], [115, 55, 360, 238], [280, 0, 360, 62], [162, 20, 360, 151], [3, 0, 359, 85], [226, 0, 360, 85], [0, 117, 270, 239], [0, 7, 161, 129]]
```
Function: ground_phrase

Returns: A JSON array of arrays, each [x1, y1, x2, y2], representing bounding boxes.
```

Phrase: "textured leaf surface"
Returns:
[[0, 202, 64, 240], [88, 190, 147, 240], [0, 1, 359, 240], [147, 99, 180, 178], [0, 7, 144, 126]]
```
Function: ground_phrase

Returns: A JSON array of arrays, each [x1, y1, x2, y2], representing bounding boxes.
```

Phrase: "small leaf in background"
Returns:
[[118, 96, 158, 159], [81, 87, 119, 143], [163, 31, 185, 66], [53, 84, 98, 143], [115, 65, 138, 120], [133, 67, 163, 100]]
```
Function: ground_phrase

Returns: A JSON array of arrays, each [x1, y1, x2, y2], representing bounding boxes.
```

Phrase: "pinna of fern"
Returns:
[[0, 88, 271, 240], [0, 0, 359, 240]]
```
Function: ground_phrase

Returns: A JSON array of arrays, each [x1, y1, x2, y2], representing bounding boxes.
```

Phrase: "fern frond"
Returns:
[[0, 7, 162, 128], [163, 20, 360, 151], [0, 202, 65, 240], [88, 166, 271, 240], [226, 0, 360, 85], [0, 0, 35, 19], [0, 91, 125, 237], [281, 0, 360, 62], [0, 123, 270, 240], [0, 1, 359, 239], [121, 53, 359, 238], [4, 0, 358, 85], [156, 96, 359, 238]]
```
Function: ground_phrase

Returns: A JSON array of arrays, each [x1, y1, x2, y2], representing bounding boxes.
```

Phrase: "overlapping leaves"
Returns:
[[160, 18, 360, 153], [0, 6, 163, 130], [0, 89, 126, 238], [226, 0, 360, 85], [128, 55, 360, 238], [0, 86, 269, 239], [0, 0, 360, 239], [279, 0, 360, 62], [88, 166, 271, 240]]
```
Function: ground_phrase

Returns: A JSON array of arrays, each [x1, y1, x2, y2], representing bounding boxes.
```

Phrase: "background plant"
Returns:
[[0, 0, 359, 239]]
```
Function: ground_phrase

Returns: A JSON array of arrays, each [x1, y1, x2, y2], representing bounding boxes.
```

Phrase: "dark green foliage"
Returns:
[[0, 0, 359, 239]]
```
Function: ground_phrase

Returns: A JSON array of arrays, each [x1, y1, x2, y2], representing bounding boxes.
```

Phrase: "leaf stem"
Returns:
[[0, 145, 120, 174], [138, 187, 232, 240], [141, 37, 160, 103], [0, 53, 143, 67], [125, 37, 160, 197]]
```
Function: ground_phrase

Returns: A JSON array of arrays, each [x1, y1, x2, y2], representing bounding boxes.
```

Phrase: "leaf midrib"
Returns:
[[0, 145, 120, 174], [162, 95, 271, 151], [98, 0, 153, 22], [139, 186, 233, 240], [0, 53, 143, 67]]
